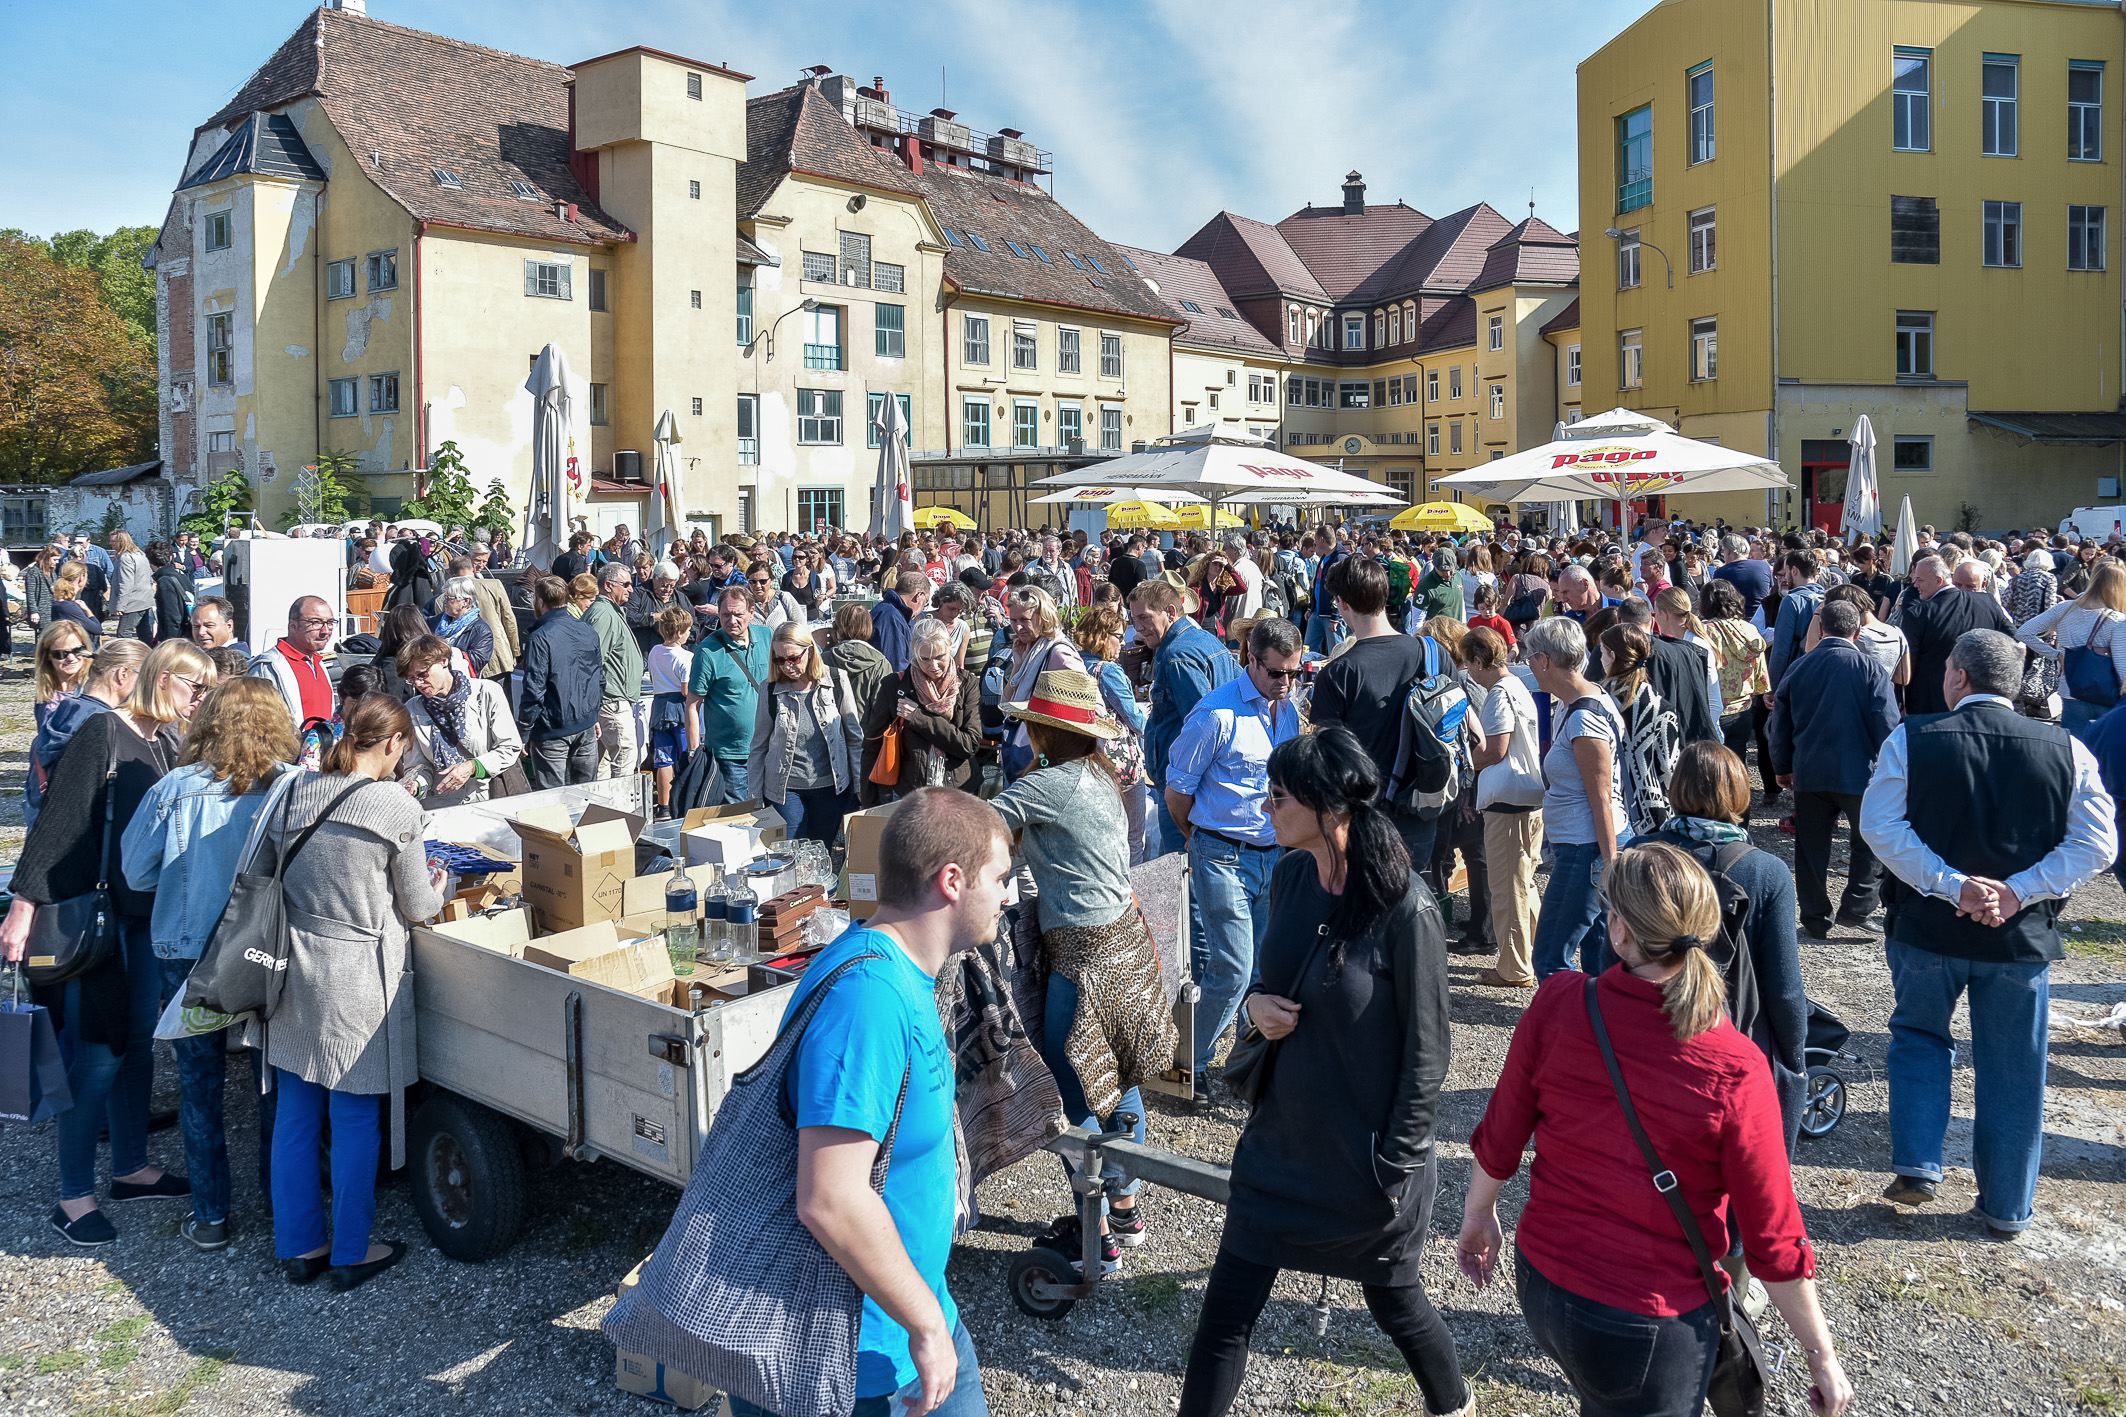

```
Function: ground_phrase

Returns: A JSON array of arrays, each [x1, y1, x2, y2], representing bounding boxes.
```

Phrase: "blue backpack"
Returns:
[[1384, 636, 1473, 821]]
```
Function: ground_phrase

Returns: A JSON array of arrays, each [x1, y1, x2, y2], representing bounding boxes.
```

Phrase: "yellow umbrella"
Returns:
[[1168, 503, 1246, 531], [1391, 501, 1495, 533], [912, 506, 977, 531], [1104, 498, 1182, 530]]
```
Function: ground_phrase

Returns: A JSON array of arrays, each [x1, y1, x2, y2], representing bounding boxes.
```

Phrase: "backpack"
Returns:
[[1606, 689, 1682, 838], [1385, 636, 1474, 821], [1383, 557, 1414, 623], [1649, 832, 1774, 1061], [1259, 573, 1289, 621]]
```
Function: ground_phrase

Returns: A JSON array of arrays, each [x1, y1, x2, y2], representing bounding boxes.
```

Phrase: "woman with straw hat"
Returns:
[[993, 667, 1179, 1271]]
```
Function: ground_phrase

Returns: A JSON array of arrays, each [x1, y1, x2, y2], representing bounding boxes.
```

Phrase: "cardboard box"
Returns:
[[680, 803, 787, 869], [839, 801, 901, 919], [615, 1262, 724, 1412], [510, 802, 645, 931], [426, 907, 538, 958], [522, 922, 673, 997]]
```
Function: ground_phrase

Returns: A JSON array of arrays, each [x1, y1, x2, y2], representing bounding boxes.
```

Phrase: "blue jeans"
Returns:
[[727, 1320, 990, 1417], [1885, 941, 2051, 1231], [1042, 973, 1143, 1200], [157, 957, 273, 1226], [1187, 832, 1281, 1076], [1532, 840, 1608, 980], [777, 785, 854, 846], [1304, 615, 1347, 654], [2062, 696, 2108, 745], [717, 757, 751, 804], [1517, 1248, 1719, 1417], [1155, 791, 1185, 858], [56, 915, 158, 1203], [271, 1069, 382, 1266]]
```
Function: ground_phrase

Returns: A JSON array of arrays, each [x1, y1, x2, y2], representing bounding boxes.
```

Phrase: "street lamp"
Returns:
[[748, 296, 820, 361], [1602, 226, 1673, 288]]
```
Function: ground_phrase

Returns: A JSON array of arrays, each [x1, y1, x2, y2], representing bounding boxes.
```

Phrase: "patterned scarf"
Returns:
[[422, 670, 476, 768], [433, 605, 482, 642], [914, 660, 960, 716], [1659, 813, 1749, 847]]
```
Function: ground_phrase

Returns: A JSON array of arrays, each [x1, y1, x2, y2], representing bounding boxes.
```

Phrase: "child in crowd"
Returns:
[[646, 604, 697, 818], [1466, 582, 1517, 651]]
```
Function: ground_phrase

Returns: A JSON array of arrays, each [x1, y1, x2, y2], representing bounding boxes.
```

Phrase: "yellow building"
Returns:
[[1579, 0, 2125, 533], [1115, 245, 1286, 441]]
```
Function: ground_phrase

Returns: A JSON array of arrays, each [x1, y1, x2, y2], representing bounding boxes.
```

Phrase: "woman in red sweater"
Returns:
[[1457, 842, 1853, 1417]]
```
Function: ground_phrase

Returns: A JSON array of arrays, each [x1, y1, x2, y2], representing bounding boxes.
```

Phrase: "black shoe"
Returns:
[[282, 1254, 330, 1286], [1882, 1175, 1938, 1208], [1035, 1215, 1119, 1275], [147, 1106, 180, 1134], [1835, 908, 1877, 930], [326, 1240, 408, 1292], [1106, 1204, 1147, 1249], [49, 1206, 117, 1247], [1446, 937, 1493, 956], [110, 1173, 192, 1203], [1801, 917, 1833, 940], [180, 1217, 231, 1251]]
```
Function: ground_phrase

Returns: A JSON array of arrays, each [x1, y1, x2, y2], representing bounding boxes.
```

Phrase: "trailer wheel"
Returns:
[[409, 1094, 526, 1262], [1799, 1066, 1846, 1140], [1007, 1248, 1078, 1320]]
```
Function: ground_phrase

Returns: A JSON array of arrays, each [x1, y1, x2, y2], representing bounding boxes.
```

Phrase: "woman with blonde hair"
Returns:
[[27, 636, 145, 830], [121, 678, 300, 1251], [1698, 579, 1771, 783], [998, 584, 1084, 782], [109, 530, 154, 639], [747, 620, 863, 843], [34, 620, 93, 728], [2016, 557, 2126, 740], [1074, 603, 1153, 862], [49, 561, 101, 647], [1459, 841, 1852, 1417], [857, 616, 982, 804]]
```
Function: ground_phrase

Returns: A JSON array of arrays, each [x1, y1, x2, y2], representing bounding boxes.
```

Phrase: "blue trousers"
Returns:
[[1532, 839, 1608, 979], [1885, 941, 2051, 1231], [1155, 792, 1186, 858], [157, 956, 273, 1226], [1042, 972, 1144, 1200], [270, 1069, 382, 1266], [727, 1321, 990, 1417], [56, 916, 158, 1202], [777, 785, 854, 846], [717, 757, 751, 804], [1187, 833, 1281, 1076]]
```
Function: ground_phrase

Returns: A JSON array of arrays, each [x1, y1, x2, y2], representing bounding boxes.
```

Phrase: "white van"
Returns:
[[2059, 506, 2126, 539]]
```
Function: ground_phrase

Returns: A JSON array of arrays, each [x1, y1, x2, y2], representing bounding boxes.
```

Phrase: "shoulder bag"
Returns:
[[1223, 922, 1334, 1107], [603, 953, 910, 1417], [183, 778, 370, 1021], [1584, 978, 1777, 1417], [2062, 611, 2123, 709], [430, 690, 531, 798], [23, 736, 122, 987]]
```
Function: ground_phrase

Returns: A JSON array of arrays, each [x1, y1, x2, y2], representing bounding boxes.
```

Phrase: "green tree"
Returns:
[[476, 477, 515, 534], [0, 235, 157, 482], [401, 438, 478, 530], [39, 227, 157, 351], [181, 468, 253, 537]]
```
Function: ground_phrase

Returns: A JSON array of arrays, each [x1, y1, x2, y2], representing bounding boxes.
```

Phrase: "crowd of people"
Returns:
[[12, 505, 2126, 1417]]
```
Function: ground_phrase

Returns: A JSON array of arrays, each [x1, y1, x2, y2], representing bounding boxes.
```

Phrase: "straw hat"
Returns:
[[1004, 668, 1122, 740]]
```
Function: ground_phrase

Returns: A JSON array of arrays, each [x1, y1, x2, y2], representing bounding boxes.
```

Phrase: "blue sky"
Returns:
[[1, 0, 1651, 250]]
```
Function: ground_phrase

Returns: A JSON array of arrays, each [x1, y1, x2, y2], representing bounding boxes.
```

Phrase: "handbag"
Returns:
[[22, 739, 122, 988], [1584, 979, 1778, 1417], [603, 953, 910, 1417], [867, 718, 903, 786], [1223, 922, 1334, 1107], [0, 967, 74, 1123], [184, 778, 370, 1021], [430, 695, 531, 798], [2062, 612, 2122, 709]]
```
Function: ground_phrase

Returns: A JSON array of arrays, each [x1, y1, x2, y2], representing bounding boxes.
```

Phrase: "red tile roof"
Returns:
[[1112, 245, 1282, 356], [1174, 212, 1327, 301], [1416, 296, 1478, 353], [1273, 202, 1433, 301], [1471, 215, 1581, 292], [1540, 296, 1582, 337], [738, 82, 917, 219]]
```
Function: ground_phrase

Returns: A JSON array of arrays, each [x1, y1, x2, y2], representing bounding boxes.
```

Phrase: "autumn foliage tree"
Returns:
[[0, 234, 158, 483]]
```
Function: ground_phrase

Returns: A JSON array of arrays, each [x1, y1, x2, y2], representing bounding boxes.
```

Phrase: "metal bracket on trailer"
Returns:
[[562, 989, 586, 1161]]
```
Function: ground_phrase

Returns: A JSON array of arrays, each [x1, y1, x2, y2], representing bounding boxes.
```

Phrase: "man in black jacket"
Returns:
[[517, 575, 602, 787], [1769, 599, 1901, 937], [550, 530, 596, 586], [1897, 555, 2014, 715]]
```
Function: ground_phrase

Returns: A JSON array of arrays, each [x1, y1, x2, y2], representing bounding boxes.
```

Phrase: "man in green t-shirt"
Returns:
[[686, 584, 772, 803]]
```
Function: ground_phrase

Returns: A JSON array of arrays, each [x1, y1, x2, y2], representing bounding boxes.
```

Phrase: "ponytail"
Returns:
[[1604, 841, 1728, 1039], [1661, 950, 1729, 1042], [324, 694, 413, 775], [1336, 800, 1410, 942]]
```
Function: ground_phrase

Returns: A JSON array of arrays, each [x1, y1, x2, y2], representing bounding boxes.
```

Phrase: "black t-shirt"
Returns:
[[1854, 569, 1897, 611], [1307, 633, 1437, 780]]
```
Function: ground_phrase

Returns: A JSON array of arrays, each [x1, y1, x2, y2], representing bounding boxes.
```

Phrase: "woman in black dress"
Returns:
[[1177, 726, 1469, 1417]]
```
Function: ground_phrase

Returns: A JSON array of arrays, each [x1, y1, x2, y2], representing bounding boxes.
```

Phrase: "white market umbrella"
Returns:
[[524, 343, 578, 566], [648, 409, 686, 557], [1842, 414, 1883, 541], [1890, 494, 1920, 576], [1436, 408, 1790, 523], [870, 392, 912, 539], [1034, 430, 1404, 507], [1030, 486, 1194, 507]]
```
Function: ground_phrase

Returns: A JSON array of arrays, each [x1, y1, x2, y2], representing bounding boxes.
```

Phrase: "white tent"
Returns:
[[523, 343, 578, 565], [870, 393, 912, 538], [647, 409, 686, 556], [1841, 413, 1882, 541], [1033, 429, 1405, 507], [1436, 408, 1791, 521]]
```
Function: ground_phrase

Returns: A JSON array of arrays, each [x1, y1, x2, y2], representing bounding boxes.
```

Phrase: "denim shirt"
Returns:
[[1083, 654, 1148, 736], [1147, 618, 1237, 785], [1165, 672, 1302, 846], [120, 761, 287, 959]]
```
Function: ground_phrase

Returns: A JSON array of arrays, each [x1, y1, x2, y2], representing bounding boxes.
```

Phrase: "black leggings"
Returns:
[[1178, 1248, 1467, 1417]]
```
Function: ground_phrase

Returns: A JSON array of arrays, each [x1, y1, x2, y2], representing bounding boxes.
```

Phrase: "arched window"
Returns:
[[1373, 309, 1386, 346], [1388, 307, 1402, 345], [1403, 300, 1417, 341]]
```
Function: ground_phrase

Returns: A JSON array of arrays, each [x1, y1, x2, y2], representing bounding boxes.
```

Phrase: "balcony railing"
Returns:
[[803, 344, 845, 370], [737, 438, 759, 465]]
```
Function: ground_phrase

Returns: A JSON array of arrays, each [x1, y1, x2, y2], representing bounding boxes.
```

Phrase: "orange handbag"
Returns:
[[867, 720, 903, 786]]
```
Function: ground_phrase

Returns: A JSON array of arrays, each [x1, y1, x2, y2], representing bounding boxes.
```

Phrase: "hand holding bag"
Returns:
[[1223, 923, 1333, 1107], [23, 740, 121, 987], [0, 967, 73, 1123], [867, 719, 903, 786], [1584, 978, 1779, 1417]]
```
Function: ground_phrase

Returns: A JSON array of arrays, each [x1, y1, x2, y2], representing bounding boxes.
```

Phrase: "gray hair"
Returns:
[[1818, 599, 1864, 640], [1721, 533, 1749, 561], [1248, 616, 1302, 661], [1951, 560, 1990, 592], [1221, 532, 1249, 556], [1951, 628, 2023, 697], [2022, 550, 2053, 573], [1557, 564, 1595, 591], [1522, 615, 1588, 668], [596, 562, 632, 590], [910, 617, 956, 660], [931, 580, 974, 613], [441, 576, 480, 606]]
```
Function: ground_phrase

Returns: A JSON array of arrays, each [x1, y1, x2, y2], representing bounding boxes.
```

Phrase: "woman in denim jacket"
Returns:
[[121, 678, 300, 1252]]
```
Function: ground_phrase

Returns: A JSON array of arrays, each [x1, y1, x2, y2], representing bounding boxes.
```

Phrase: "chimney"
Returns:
[[325, 0, 367, 12], [873, 75, 889, 105], [1341, 170, 1366, 215]]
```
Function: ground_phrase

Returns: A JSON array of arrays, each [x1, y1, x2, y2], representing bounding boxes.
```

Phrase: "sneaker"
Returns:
[[110, 1173, 192, 1203], [180, 1217, 231, 1251], [1036, 1214, 1119, 1275], [1106, 1204, 1148, 1249], [49, 1206, 117, 1247], [1881, 1175, 1938, 1208]]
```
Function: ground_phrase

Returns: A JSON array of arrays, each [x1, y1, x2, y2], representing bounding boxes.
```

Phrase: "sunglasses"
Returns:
[[169, 674, 210, 697], [50, 646, 88, 662], [1257, 665, 1302, 681], [772, 651, 808, 665]]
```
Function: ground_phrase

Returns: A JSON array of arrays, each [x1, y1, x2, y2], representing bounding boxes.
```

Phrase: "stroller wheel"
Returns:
[[1800, 1065, 1846, 1139]]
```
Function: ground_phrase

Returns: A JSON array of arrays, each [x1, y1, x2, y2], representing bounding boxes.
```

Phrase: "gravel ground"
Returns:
[[0, 659, 2121, 1416]]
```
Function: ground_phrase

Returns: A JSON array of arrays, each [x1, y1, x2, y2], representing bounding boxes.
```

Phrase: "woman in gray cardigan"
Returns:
[[260, 694, 445, 1292]]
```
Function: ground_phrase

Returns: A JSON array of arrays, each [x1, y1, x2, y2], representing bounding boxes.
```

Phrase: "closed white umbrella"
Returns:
[[870, 392, 912, 538], [523, 343, 578, 566], [1842, 414, 1882, 541], [648, 409, 686, 557], [1891, 494, 1920, 576], [1436, 407, 1790, 523]]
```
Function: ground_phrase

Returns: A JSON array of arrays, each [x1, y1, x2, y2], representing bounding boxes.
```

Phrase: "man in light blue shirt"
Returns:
[[1164, 618, 1305, 1092]]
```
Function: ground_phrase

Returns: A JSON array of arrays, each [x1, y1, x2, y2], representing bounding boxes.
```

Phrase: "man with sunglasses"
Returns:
[[586, 563, 647, 781]]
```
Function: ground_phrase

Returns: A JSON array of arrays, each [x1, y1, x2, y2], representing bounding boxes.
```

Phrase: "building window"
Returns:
[[1287, 307, 1301, 343], [1342, 314, 1365, 350], [1448, 367, 1463, 400], [524, 258, 571, 300], [1896, 310, 1934, 379], [1983, 200, 2022, 267], [1891, 195, 1940, 264], [962, 398, 991, 448], [1058, 404, 1083, 449], [370, 372, 401, 414], [874, 261, 905, 294], [686, 71, 703, 99], [798, 388, 843, 444], [1893, 435, 1934, 472], [2070, 205, 2108, 271], [1688, 61, 1715, 164], [1488, 315, 1504, 351], [1099, 332, 1123, 378], [204, 211, 232, 252], [1450, 421, 1464, 454], [838, 231, 872, 289], [1426, 369, 1439, 403], [1618, 230, 1642, 289], [1427, 423, 1441, 456], [1058, 327, 1082, 373], [691, 397, 703, 417], [2071, 61, 2105, 160], [590, 268, 608, 312], [875, 303, 905, 358], [205, 312, 233, 386], [1383, 378, 1400, 408], [688, 179, 701, 200], [1894, 47, 1932, 151], [690, 289, 701, 309], [1339, 381, 1370, 410], [1982, 54, 2019, 157], [1387, 307, 1402, 345], [963, 315, 990, 365], [1099, 405, 1123, 452], [366, 249, 398, 291], [737, 395, 758, 464], [328, 378, 357, 417], [866, 392, 912, 448], [1690, 317, 1718, 381], [795, 488, 844, 534], [802, 251, 835, 283], [1012, 324, 1037, 371], [736, 284, 754, 345], [1489, 383, 1505, 419], [1688, 208, 1716, 273], [585, 381, 608, 425], [1616, 104, 1652, 212], [803, 306, 843, 370], [1013, 401, 1039, 449], [1619, 328, 1644, 389], [1287, 375, 1303, 406], [326, 259, 355, 299], [1567, 344, 1582, 385], [1373, 379, 1388, 408], [1374, 310, 1387, 346], [1403, 374, 1417, 404]]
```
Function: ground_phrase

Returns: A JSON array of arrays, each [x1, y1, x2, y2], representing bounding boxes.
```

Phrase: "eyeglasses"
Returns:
[[773, 651, 809, 665], [1266, 787, 1293, 809], [297, 617, 335, 629], [169, 674, 210, 698]]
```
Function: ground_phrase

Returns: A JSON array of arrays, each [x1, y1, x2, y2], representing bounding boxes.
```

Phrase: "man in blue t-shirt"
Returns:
[[726, 788, 1012, 1417]]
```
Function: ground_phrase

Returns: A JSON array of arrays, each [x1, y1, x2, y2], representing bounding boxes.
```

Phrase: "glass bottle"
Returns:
[[702, 864, 733, 965], [728, 891, 760, 966], [664, 858, 700, 962]]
